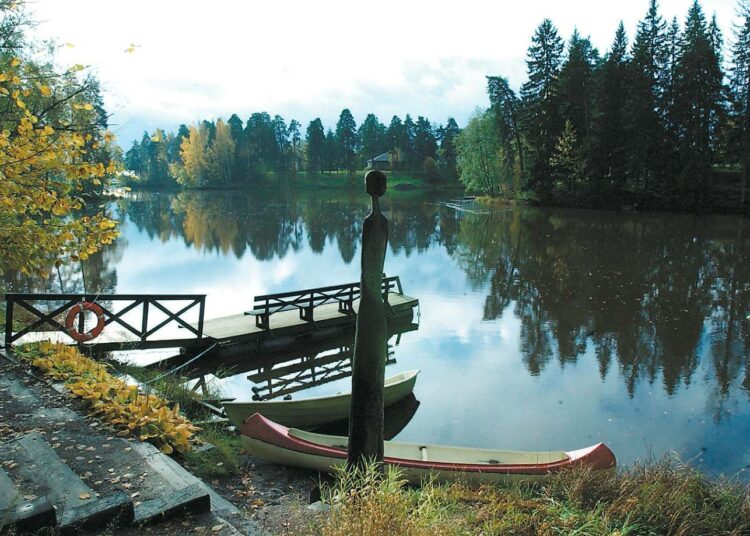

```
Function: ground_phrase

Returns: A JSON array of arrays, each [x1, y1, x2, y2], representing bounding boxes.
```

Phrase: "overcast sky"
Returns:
[[31, 0, 741, 147]]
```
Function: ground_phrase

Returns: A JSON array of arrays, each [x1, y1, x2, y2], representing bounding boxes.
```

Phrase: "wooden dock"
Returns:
[[4, 277, 418, 356], [197, 292, 416, 347]]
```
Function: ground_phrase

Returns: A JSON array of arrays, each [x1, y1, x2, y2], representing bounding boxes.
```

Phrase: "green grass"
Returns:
[[181, 422, 242, 479], [304, 459, 750, 536], [259, 170, 463, 194]]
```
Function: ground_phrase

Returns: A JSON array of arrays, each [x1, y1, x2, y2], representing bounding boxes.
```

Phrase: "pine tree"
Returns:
[[558, 29, 599, 155], [520, 19, 564, 194], [591, 22, 630, 192], [305, 118, 325, 173], [403, 114, 416, 171], [359, 113, 386, 165], [729, 0, 750, 205], [550, 119, 585, 194], [627, 0, 669, 195], [662, 16, 682, 166], [672, 0, 725, 204], [272, 115, 290, 172], [335, 108, 358, 173], [288, 119, 302, 173], [487, 76, 525, 180], [413, 116, 437, 162], [437, 117, 461, 181], [324, 129, 337, 173]]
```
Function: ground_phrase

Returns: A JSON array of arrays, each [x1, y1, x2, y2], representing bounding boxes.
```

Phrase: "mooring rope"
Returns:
[[143, 341, 219, 385]]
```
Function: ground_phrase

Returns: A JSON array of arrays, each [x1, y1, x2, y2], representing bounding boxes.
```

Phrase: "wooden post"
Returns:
[[4, 297, 13, 347], [347, 170, 389, 468]]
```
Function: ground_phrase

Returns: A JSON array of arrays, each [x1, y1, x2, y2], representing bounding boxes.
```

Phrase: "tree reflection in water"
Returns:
[[6, 191, 749, 424], [453, 207, 750, 419]]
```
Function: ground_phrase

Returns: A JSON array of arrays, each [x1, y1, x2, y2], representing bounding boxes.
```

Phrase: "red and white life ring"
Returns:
[[65, 302, 105, 343]]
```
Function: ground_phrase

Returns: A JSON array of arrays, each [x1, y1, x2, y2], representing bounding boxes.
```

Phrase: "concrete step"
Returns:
[[0, 432, 134, 531], [134, 483, 210, 525], [0, 466, 57, 533]]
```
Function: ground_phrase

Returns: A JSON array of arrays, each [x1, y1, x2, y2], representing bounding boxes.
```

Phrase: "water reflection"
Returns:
[[6, 190, 750, 476], [453, 208, 750, 412], [122, 190, 459, 264]]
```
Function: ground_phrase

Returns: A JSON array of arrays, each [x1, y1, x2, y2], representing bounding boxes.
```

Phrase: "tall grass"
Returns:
[[307, 459, 750, 536]]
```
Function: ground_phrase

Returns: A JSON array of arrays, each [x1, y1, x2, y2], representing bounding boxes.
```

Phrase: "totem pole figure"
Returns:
[[347, 170, 389, 467]]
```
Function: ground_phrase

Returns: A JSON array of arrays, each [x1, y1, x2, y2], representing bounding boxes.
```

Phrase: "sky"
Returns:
[[30, 0, 742, 148]]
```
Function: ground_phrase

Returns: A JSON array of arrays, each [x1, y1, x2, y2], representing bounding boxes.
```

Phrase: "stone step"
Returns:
[[0, 466, 57, 533], [1, 432, 134, 531]]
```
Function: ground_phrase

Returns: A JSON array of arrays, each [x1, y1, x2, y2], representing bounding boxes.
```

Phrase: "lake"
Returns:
[[10, 188, 750, 479]]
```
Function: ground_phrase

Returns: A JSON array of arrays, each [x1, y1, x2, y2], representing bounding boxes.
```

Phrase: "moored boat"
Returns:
[[240, 413, 616, 484], [223, 369, 419, 429]]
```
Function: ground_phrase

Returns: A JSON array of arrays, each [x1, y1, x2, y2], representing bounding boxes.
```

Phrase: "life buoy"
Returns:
[[65, 302, 105, 343]]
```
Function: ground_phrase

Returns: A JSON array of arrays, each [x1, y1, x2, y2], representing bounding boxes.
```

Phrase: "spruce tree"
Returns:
[[591, 22, 630, 193], [437, 117, 461, 181], [335, 108, 358, 174], [672, 0, 725, 204], [520, 19, 565, 195], [487, 75, 526, 179], [359, 113, 386, 165], [558, 29, 599, 192], [729, 0, 750, 205], [305, 118, 325, 173], [627, 0, 669, 195]]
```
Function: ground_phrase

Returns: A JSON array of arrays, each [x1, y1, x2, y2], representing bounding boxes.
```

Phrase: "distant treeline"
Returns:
[[123, 110, 462, 188], [458, 0, 750, 210]]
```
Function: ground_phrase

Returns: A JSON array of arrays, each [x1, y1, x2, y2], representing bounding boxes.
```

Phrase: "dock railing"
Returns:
[[4, 293, 206, 348], [247, 275, 403, 330]]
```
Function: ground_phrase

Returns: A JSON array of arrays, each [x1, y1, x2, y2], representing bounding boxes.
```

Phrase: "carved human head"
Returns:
[[365, 170, 387, 198]]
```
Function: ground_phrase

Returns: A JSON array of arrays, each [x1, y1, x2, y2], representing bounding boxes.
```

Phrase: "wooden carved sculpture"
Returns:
[[347, 170, 389, 467]]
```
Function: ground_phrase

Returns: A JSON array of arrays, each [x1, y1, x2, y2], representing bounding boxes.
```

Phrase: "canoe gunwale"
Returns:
[[240, 413, 617, 476]]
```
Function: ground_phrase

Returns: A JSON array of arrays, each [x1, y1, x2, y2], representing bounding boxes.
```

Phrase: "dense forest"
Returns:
[[462, 0, 750, 210], [123, 110, 462, 188], [122, 0, 750, 213]]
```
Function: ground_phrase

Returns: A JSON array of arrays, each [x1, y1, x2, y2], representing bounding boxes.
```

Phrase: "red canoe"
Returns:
[[240, 413, 616, 484]]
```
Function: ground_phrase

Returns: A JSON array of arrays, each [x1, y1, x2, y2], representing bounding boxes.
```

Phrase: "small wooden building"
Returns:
[[367, 152, 391, 171]]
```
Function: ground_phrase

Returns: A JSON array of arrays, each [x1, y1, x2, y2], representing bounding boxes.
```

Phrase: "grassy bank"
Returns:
[[305, 461, 750, 535], [123, 170, 465, 196]]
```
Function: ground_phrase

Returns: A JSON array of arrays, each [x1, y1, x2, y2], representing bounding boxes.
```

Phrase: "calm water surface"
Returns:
[[11, 189, 750, 478]]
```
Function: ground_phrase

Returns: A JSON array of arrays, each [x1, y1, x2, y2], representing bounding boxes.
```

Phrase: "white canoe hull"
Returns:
[[224, 369, 419, 428]]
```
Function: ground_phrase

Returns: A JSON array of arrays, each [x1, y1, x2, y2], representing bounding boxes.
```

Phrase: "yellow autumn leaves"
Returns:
[[18, 341, 199, 455], [0, 51, 120, 276]]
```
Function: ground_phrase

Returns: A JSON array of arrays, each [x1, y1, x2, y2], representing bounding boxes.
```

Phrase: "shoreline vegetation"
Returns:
[[306, 461, 750, 535]]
